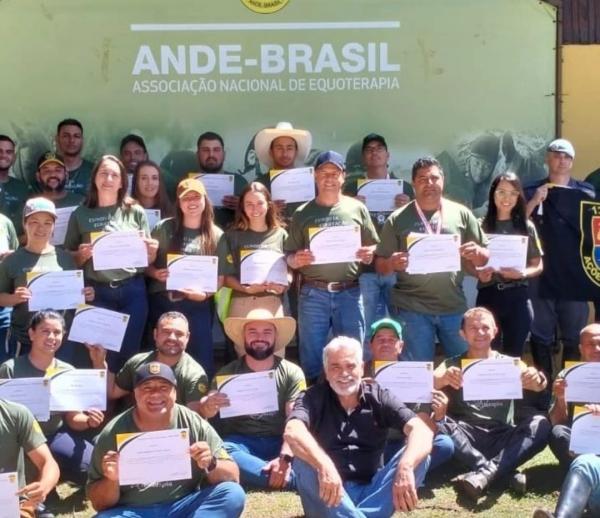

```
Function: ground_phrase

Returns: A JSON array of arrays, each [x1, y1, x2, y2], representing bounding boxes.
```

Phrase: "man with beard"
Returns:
[[108, 311, 209, 414], [35, 152, 84, 208], [55, 118, 93, 196], [0, 134, 30, 230], [201, 303, 305, 490]]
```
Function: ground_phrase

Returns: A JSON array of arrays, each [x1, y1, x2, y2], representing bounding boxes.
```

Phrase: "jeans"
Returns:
[[91, 276, 148, 373], [384, 433, 454, 474], [293, 446, 429, 518], [549, 423, 573, 470], [567, 454, 600, 515], [359, 272, 395, 350], [224, 434, 295, 489], [94, 481, 246, 518], [148, 292, 215, 378], [47, 425, 95, 485], [390, 308, 467, 361], [298, 285, 365, 381]]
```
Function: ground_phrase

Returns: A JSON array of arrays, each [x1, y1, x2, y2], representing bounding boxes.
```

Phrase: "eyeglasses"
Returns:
[[495, 189, 519, 198]]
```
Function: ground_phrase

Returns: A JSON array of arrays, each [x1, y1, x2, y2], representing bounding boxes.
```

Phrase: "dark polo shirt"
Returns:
[[288, 380, 415, 483]]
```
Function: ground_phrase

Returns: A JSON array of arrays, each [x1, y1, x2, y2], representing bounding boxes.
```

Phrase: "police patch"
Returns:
[[148, 362, 161, 375], [580, 201, 600, 287]]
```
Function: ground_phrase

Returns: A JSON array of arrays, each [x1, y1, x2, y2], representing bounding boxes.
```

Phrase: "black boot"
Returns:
[[443, 422, 487, 471], [455, 460, 498, 501], [529, 339, 554, 382], [553, 469, 593, 518]]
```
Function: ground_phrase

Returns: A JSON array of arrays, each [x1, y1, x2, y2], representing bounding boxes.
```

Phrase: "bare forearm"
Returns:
[[206, 459, 240, 484], [284, 419, 331, 470], [87, 478, 120, 511], [549, 400, 569, 426], [400, 420, 433, 470], [375, 256, 394, 275]]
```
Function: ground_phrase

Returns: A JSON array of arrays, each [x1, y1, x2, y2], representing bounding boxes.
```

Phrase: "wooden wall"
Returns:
[[562, 0, 600, 43]]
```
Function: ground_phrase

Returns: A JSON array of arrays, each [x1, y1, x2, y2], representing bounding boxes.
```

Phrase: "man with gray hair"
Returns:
[[285, 336, 433, 516]]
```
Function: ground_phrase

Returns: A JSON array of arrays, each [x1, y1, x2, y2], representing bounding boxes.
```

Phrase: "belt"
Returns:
[[93, 275, 140, 289], [495, 281, 528, 291], [303, 279, 359, 293]]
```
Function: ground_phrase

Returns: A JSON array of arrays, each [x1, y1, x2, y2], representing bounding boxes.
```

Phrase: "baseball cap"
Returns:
[[362, 133, 388, 152], [547, 139, 575, 159], [370, 318, 403, 341], [134, 362, 177, 388], [177, 178, 206, 199], [37, 151, 65, 170], [23, 197, 57, 220], [315, 150, 345, 171]]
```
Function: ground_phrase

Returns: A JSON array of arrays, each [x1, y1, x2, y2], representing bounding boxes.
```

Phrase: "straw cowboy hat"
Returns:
[[254, 121, 312, 169], [224, 296, 296, 357]]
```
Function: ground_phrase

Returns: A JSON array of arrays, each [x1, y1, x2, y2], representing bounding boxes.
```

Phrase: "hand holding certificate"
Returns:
[[270, 167, 315, 204], [462, 357, 523, 401], [240, 249, 288, 285], [217, 370, 278, 418], [0, 472, 19, 518], [68, 305, 129, 352], [374, 361, 433, 403], [27, 270, 85, 311], [49, 369, 107, 412], [569, 406, 600, 454], [91, 231, 148, 271], [117, 428, 191, 486], [190, 173, 234, 207], [0, 378, 50, 422], [166, 254, 219, 293], [406, 233, 461, 274], [309, 225, 361, 265], [357, 179, 404, 213], [564, 362, 600, 403], [484, 234, 528, 273]]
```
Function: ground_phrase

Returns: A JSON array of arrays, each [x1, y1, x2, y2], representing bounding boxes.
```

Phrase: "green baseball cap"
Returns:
[[369, 318, 403, 341]]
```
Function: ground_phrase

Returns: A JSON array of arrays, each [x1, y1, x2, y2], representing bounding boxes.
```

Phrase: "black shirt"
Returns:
[[288, 381, 415, 483]]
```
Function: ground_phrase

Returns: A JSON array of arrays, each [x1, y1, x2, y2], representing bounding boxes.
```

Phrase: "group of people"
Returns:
[[0, 118, 598, 517]]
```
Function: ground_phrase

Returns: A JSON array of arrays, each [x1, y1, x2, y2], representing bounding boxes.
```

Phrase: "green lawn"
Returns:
[[53, 447, 561, 517]]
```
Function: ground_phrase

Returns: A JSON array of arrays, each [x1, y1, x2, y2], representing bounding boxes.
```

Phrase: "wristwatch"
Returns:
[[279, 453, 293, 464], [204, 455, 218, 473]]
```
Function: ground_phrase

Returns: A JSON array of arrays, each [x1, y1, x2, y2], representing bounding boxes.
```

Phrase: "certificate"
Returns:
[[117, 428, 191, 486], [484, 234, 528, 273], [190, 173, 234, 207], [0, 378, 50, 422], [564, 362, 600, 403], [240, 249, 288, 285], [569, 406, 600, 454], [49, 369, 107, 412], [0, 472, 19, 518], [270, 167, 315, 204], [357, 179, 404, 213], [51, 206, 77, 246], [144, 209, 161, 230], [91, 231, 148, 271], [374, 361, 433, 403], [0, 233, 7, 254], [217, 370, 278, 419], [461, 357, 522, 401], [68, 305, 130, 352], [309, 225, 361, 265], [27, 270, 85, 311], [166, 254, 218, 293], [406, 233, 461, 274]]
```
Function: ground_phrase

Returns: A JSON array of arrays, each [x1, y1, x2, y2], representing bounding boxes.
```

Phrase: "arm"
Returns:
[[0, 287, 30, 307], [548, 377, 569, 426], [21, 444, 60, 507], [87, 451, 121, 511], [189, 441, 240, 484]]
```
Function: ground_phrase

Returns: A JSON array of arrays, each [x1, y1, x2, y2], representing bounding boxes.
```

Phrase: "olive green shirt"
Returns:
[[0, 176, 30, 234], [0, 214, 19, 253], [65, 159, 94, 196], [43, 191, 84, 209]]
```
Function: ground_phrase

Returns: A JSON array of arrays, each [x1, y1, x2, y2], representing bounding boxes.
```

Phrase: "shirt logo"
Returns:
[[241, 0, 290, 14]]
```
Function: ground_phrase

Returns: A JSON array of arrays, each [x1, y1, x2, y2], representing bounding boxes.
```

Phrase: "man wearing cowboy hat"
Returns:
[[201, 299, 305, 490], [254, 121, 312, 219]]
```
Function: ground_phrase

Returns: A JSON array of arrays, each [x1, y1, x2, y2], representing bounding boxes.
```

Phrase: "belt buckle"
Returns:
[[168, 291, 185, 302], [496, 282, 506, 291], [108, 280, 120, 289], [326, 282, 340, 293]]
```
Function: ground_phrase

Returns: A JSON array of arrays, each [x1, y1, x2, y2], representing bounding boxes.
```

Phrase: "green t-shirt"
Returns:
[[376, 198, 487, 314], [211, 356, 306, 437], [46, 191, 85, 209], [65, 159, 94, 196], [0, 356, 74, 436], [63, 203, 150, 283], [149, 218, 223, 294], [0, 176, 30, 234], [0, 247, 76, 344], [0, 399, 46, 487], [284, 196, 379, 282], [87, 404, 231, 507], [116, 351, 209, 405], [478, 219, 542, 288], [0, 214, 19, 252]]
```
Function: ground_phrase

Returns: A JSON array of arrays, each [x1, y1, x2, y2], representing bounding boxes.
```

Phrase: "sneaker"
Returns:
[[532, 509, 554, 518], [509, 471, 527, 495], [36, 503, 55, 518]]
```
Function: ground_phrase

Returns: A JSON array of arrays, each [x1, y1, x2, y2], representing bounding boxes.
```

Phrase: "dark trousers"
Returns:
[[549, 423, 573, 470]]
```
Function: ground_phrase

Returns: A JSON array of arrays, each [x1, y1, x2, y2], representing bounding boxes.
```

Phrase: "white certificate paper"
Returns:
[[309, 225, 361, 265], [144, 209, 161, 230], [240, 249, 288, 285], [217, 370, 278, 419], [117, 428, 192, 486], [564, 362, 600, 403], [166, 254, 218, 293], [270, 167, 315, 204], [485, 234, 528, 273], [27, 270, 85, 311], [462, 357, 523, 401], [0, 378, 50, 422], [0, 472, 19, 518], [374, 361, 433, 403], [91, 231, 148, 271], [68, 305, 129, 352], [357, 179, 404, 213], [569, 407, 600, 454], [406, 233, 461, 274], [49, 369, 107, 412], [191, 173, 234, 207], [51, 206, 78, 246]]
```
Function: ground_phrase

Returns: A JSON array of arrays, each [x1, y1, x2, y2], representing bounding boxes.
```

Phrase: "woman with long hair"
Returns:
[[476, 172, 543, 357], [146, 178, 222, 377], [64, 155, 157, 373], [131, 160, 173, 227]]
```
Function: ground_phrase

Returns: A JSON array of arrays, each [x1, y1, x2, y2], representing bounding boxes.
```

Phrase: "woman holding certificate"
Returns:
[[131, 160, 173, 226], [219, 182, 289, 316], [475, 173, 543, 357], [64, 155, 157, 373], [146, 178, 223, 377]]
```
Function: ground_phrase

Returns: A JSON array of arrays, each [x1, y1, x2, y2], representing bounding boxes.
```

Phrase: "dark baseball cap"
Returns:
[[362, 133, 388, 152], [37, 151, 65, 170], [134, 362, 177, 388], [315, 150, 345, 171]]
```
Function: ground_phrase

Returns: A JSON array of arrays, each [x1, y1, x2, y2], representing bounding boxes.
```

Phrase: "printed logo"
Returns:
[[580, 201, 600, 287], [241, 0, 289, 14]]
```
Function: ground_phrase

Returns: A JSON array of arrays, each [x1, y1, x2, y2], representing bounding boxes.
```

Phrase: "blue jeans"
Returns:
[[298, 285, 365, 381], [390, 308, 467, 361], [47, 425, 95, 485], [359, 273, 395, 350], [148, 292, 215, 378], [294, 446, 429, 518], [94, 481, 246, 518], [384, 433, 454, 474], [0, 306, 12, 363], [567, 454, 600, 515], [91, 276, 148, 373], [224, 434, 295, 489]]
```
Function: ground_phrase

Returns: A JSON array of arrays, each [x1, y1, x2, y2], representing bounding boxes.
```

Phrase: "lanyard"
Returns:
[[414, 201, 443, 234]]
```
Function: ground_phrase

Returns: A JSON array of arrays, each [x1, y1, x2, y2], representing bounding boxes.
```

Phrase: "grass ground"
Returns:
[[53, 447, 561, 517]]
